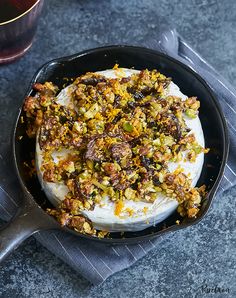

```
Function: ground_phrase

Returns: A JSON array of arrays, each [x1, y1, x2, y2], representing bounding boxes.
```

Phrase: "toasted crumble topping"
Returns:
[[23, 68, 209, 237]]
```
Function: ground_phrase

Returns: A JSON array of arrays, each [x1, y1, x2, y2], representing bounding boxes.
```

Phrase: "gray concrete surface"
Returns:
[[0, 0, 235, 297]]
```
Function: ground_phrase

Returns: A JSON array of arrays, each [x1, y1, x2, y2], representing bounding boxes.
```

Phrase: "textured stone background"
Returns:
[[0, 0, 236, 297]]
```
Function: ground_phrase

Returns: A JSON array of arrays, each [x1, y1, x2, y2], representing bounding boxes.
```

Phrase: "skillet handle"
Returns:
[[0, 195, 55, 262]]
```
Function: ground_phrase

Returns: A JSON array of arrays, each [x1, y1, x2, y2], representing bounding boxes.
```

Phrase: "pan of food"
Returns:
[[0, 46, 229, 261]]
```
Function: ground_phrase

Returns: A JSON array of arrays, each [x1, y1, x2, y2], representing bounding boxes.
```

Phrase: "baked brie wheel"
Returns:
[[24, 67, 207, 234]]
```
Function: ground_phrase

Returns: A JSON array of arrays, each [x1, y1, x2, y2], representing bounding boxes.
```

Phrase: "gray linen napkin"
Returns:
[[0, 29, 235, 285]]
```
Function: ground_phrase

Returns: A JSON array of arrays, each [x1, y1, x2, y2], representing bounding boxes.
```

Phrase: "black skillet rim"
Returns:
[[13, 45, 229, 244]]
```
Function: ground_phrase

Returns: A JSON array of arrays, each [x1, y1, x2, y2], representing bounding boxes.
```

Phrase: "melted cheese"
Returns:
[[36, 68, 204, 232]]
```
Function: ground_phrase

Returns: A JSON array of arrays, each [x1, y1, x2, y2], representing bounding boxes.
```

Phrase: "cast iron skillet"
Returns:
[[0, 46, 229, 261]]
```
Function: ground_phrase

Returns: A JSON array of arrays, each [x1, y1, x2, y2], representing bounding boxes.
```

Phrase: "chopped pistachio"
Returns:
[[185, 108, 197, 118], [123, 122, 133, 132]]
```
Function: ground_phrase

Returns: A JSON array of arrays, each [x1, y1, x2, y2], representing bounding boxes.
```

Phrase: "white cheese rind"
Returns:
[[36, 68, 204, 232]]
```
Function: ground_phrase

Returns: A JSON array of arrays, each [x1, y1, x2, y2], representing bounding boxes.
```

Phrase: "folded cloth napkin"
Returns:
[[0, 28, 236, 285]]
